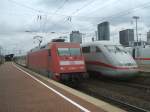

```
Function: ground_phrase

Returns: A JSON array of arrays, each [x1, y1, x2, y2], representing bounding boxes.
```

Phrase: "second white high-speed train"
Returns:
[[81, 41, 139, 78]]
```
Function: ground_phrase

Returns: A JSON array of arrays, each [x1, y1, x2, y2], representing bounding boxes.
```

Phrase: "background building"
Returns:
[[129, 41, 147, 47], [119, 29, 134, 46], [70, 31, 82, 43], [147, 31, 150, 44], [97, 21, 110, 40]]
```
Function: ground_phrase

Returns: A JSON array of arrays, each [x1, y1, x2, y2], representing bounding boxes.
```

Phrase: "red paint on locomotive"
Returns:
[[27, 42, 86, 81]]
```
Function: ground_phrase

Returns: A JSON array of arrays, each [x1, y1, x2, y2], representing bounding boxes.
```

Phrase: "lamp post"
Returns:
[[133, 16, 140, 45]]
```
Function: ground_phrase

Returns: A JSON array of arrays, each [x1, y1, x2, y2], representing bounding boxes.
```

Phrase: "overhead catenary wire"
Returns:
[[46, 0, 69, 27], [69, 1, 150, 38], [64, 0, 98, 31], [70, 0, 98, 16], [88, 0, 119, 16], [73, 1, 150, 31], [6, 0, 69, 17], [54, 0, 69, 14], [7, 0, 41, 13], [35, 0, 69, 34], [97, 1, 150, 22], [5, 0, 95, 19], [66, 0, 119, 21], [5, 0, 150, 35], [66, 0, 120, 32], [6, 0, 98, 18], [68, 1, 150, 23], [0, 11, 36, 16], [6, 0, 150, 20]]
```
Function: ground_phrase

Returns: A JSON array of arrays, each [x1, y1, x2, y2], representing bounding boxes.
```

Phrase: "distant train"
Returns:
[[0, 55, 4, 64], [15, 42, 87, 82], [125, 45, 150, 66], [81, 41, 139, 79], [5, 54, 14, 61]]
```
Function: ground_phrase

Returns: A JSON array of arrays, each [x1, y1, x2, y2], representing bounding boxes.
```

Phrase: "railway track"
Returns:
[[80, 88, 148, 112], [116, 82, 150, 92], [99, 79, 150, 93], [76, 80, 150, 112]]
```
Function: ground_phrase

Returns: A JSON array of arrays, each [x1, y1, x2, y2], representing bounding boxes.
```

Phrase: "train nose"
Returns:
[[115, 52, 137, 65]]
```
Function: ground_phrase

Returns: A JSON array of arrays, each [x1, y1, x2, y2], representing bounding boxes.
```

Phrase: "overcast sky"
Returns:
[[0, 0, 150, 55]]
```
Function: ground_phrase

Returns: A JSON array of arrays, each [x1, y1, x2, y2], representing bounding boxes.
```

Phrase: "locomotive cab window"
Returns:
[[58, 48, 70, 56], [70, 48, 81, 55], [82, 46, 90, 53]]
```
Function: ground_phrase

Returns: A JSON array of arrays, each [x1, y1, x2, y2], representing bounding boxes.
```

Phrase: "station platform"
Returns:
[[0, 63, 125, 112]]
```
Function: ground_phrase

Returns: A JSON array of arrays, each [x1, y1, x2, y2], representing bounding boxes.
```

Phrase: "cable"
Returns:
[[69, 1, 150, 22], [68, 1, 150, 34], [67, 0, 120, 32], [6, 0, 150, 20], [63, 0, 98, 32], [89, 0, 119, 16], [6, 0, 99, 18], [71, 0, 97, 15], [54, 0, 69, 14], [6, 0, 150, 34], [7, 0, 41, 12], [6, 0, 69, 17], [48, 0, 69, 23], [97, 1, 150, 22], [0, 11, 35, 16]]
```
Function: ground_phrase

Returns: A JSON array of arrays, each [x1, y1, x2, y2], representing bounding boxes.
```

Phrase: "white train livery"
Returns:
[[81, 41, 139, 78], [125, 45, 150, 66]]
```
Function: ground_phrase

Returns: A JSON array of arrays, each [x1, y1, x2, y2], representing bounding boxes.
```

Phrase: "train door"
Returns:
[[90, 46, 104, 72], [133, 47, 140, 58], [90, 46, 96, 55], [90, 46, 102, 61], [132, 48, 135, 59], [82, 46, 90, 60], [48, 49, 53, 78]]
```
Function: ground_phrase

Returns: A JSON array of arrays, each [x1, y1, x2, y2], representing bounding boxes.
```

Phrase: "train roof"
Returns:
[[81, 41, 121, 47], [29, 42, 80, 53], [29, 44, 49, 53]]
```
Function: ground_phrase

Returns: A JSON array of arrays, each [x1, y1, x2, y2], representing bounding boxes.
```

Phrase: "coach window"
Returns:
[[82, 46, 90, 53]]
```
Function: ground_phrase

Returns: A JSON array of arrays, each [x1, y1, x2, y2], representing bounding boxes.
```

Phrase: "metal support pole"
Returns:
[[133, 16, 140, 46]]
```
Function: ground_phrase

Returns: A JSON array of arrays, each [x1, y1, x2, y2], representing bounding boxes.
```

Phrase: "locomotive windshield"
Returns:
[[58, 48, 70, 56], [70, 48, 81, 55], [105, 45, 127, 53], [58, 48, 81, 56]]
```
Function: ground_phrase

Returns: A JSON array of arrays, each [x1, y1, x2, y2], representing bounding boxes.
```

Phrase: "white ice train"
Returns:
[[81, 41, 139, 79]]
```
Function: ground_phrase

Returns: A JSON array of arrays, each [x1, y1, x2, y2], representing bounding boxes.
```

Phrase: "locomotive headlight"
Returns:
[[60, 67, 64, 70], [80, 66, 85, 69], [55, 73, 60, 76]]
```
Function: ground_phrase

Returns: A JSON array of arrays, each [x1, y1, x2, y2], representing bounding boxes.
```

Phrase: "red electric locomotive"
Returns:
[[27, 42, 87, 81]]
